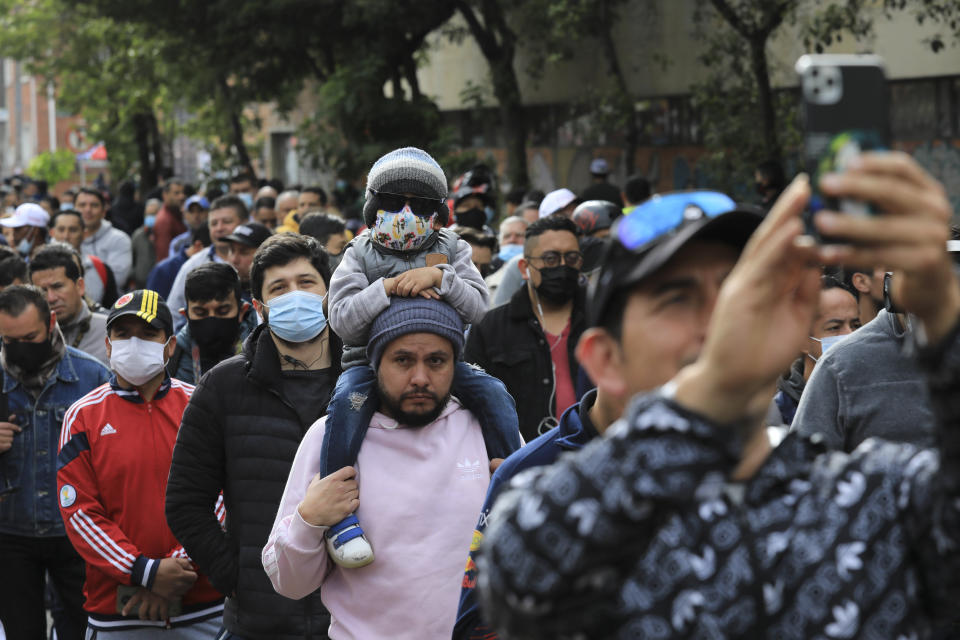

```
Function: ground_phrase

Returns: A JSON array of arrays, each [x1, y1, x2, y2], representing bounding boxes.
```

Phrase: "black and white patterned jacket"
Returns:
[[476, 328, 960, 639]]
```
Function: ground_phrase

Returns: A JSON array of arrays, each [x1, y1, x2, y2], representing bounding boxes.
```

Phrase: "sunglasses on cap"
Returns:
[[616, 191, 737, 251], [368, 188, 444, 218]]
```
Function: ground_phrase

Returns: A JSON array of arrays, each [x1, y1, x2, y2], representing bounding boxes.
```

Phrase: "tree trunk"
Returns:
[[599, 9, 637, 175], [749, 37, 780, 163], [131, 112, 156, 192], [456, 1, 529, 189], [490, 57, 529, 189], [148, 112, 165, 183], [403, 57, 422, 102], [229, 107, 255, 178]]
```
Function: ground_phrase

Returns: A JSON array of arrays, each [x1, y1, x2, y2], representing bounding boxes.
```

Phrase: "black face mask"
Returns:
[[455, 208, 486, 230], [189, 316, 241, 356], [534, 265, 580, 306], [4, 337, 54, 373]]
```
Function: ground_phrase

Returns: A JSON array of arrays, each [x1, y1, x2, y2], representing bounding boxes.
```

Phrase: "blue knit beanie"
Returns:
[[367, 297, 464, 367], [362, 147, 449, 227]]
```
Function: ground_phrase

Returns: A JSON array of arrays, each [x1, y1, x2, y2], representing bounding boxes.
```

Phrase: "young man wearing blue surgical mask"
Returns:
[[320, 147, 522, 570], [767, 275, 861, 427], [166, 234, 343, 640]]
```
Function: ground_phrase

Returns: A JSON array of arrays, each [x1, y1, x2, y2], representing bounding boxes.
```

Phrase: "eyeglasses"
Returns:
[[525, 250, 584, 269], [616, 191, 736, 251], [368, 188, 444, 218]]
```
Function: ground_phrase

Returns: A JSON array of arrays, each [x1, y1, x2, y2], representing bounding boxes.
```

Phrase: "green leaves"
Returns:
[[27, 150, 77, 185]]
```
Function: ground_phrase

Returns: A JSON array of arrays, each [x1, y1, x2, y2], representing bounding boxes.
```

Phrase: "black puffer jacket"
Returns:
[[166, 323, 341, 639]]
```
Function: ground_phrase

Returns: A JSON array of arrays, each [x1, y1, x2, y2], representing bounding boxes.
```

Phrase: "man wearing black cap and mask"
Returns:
[[0, 285, 110, 640], [57, 289, 225, 636], [465, 216, 588, 442]]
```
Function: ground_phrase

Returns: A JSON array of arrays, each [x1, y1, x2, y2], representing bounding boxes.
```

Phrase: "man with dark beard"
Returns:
[[166, 263, 258, 384], [264, 297, 494, 639]]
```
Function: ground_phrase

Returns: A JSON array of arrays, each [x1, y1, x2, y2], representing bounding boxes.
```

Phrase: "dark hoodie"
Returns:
[[769, 357, 806, 426]]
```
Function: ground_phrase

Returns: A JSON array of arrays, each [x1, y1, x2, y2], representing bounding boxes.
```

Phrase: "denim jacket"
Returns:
[[0, 346, 111, 537]]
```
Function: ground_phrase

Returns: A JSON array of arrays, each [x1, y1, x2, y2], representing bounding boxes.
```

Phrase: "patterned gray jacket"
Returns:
[[476, 329, 960, 639]]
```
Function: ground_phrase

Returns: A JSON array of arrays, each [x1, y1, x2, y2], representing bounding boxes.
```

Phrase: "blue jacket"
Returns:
[[453, 388, 599, 639], [0, 346, 111, 537], [146, 246, 189, 301]]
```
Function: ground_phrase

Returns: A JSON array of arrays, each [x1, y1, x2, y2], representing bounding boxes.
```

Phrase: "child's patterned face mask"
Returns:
[[372, 205, 437, 251]]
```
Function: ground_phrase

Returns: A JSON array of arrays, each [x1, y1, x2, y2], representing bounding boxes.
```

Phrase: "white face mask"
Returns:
[[109, 336, 170, 386]]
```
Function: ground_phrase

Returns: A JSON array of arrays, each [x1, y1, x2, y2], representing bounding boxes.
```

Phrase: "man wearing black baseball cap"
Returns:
[[455, 191, 763, 638], [222, 221, 272, 299], [58, 289, 226, 634]]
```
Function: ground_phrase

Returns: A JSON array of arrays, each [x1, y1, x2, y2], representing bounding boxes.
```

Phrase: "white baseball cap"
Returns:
[[538, 188, 577, 219], [0, 203, 50, 228]]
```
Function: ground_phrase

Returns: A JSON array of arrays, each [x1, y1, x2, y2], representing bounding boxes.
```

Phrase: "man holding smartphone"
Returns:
[[477, 153, 960, 638]]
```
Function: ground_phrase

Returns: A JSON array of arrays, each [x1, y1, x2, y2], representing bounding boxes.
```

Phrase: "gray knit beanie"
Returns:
[[362, 147, 449, 227], [367, 297, 464, 367]]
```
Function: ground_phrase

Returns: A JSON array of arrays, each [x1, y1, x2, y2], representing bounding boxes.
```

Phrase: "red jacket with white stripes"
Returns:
[[57, 376, 224, 622]]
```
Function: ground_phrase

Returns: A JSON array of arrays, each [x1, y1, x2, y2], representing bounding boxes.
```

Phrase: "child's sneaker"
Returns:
[[325, 514, 374, 568]]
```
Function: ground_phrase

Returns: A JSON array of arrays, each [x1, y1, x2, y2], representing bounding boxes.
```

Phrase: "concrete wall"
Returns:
[[417, 1, 960, 108]]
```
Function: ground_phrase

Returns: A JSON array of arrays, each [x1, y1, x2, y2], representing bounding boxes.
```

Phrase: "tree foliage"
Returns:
[[691, 0, 959, 195], [27, 150, 76, 185]]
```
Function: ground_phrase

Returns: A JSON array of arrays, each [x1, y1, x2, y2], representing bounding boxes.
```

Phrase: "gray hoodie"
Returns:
[[81, 219, 132, 284], [791, 309, 935, 451]]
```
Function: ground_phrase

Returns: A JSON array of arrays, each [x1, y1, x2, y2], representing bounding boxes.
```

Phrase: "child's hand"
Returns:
[[393, 267, 442, 299]]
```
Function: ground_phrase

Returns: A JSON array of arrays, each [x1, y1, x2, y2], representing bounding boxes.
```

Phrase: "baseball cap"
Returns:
[[185, 194, 210, 210], [106, 289, 174, 336], [223, 222, 273, 248], [588, 191, 764, 327], [589, 158, 610, 175], [538, 188, 578, 219], [1, 203, 50, 228]]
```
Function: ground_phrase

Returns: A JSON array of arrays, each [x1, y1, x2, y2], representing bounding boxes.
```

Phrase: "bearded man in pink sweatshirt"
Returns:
[[263, 297, 499, 639]]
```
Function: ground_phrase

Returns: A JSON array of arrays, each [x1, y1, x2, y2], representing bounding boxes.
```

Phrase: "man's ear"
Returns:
[[75, 276, 86, 298], [575, 328, 628, 399], [850, 273, 871, 294], [164, 335, 177, 360], [252, 298, 265, 319], [518, 257, 529, 281]]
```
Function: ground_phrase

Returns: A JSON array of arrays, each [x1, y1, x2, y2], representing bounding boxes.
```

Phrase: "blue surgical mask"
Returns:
[[264, 290, 328, 342], [238, 193, 254, 210], [808, 334, 847, 362], [17, 237, 33, 257], [144, 215, 156, 229], [497, 243, 523, 262]]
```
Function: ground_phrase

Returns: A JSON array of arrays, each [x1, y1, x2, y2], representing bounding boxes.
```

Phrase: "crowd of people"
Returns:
[[0, 141, 958, 640]]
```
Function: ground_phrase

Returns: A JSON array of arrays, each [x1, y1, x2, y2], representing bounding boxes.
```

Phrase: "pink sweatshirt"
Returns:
[[263, 398, 490, 640]]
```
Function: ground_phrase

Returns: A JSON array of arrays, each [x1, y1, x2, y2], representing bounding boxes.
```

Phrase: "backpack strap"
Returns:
[[88, 255, 108, 287]]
